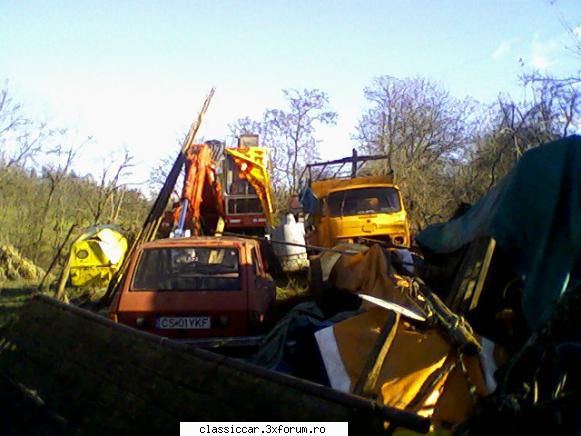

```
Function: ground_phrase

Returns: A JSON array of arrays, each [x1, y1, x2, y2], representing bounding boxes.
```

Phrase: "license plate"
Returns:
[[156, 317, 210, 329]]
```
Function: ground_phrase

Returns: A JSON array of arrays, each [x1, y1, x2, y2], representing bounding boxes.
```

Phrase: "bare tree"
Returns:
[[0, 85, 48, 180], [356, 76, 474, 166], [355, 76, 476, 229], [519, 75, 580, 137], [452, 74, 580, 206], [33, 143, 80, 261], [86, 150, 135, 224]]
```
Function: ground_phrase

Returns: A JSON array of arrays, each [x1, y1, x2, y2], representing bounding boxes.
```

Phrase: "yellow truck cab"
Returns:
[[301, 151, 411, 248]]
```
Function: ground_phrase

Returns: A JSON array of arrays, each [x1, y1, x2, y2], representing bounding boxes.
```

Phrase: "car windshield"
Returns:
[[328, 187, 401, 217], [131, 246, 240, 291]]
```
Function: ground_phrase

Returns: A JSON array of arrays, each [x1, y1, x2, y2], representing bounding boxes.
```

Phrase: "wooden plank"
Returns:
[[446, 238, 496, 314], [353, 311, 399, 396], [2, 311, 239, 420], [1, 330, 175, 433]]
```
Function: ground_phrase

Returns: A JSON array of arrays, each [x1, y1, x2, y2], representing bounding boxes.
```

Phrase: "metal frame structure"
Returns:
[[300, 148, 394, 186]]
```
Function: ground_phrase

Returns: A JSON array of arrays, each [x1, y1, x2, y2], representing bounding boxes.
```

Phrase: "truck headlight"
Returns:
[[393, 235, 405, 246]]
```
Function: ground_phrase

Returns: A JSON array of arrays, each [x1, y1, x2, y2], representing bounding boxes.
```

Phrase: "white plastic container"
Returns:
[[272, 214, 309, 272]]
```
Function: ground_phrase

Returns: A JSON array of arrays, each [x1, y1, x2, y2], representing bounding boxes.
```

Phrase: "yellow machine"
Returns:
[[68, 226, 128, 287], [223, 138, 275, 231], [301, 151, 411, 248]]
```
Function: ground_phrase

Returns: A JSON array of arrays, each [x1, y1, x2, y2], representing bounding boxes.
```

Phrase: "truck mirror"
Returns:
[[321, 198, 328, 217]]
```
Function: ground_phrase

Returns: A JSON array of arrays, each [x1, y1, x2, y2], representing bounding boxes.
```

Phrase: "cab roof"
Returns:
[[310, 175, 397, 198]]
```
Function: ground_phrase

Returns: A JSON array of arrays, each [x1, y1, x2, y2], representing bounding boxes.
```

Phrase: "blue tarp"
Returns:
[[251, 301, 360, 370], [416, 135, 581, 329], [300, 187, 319, 214]]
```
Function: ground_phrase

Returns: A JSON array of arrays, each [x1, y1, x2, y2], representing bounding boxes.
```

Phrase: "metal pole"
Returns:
[[220, 231, 360, 255]]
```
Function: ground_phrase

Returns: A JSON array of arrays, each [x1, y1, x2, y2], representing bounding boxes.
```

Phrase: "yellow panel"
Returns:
[[68, 227, 128, 288]]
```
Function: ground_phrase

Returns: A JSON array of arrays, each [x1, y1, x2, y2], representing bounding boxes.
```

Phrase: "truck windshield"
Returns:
[[327, 187, 401, 217], [131, 246, 240, 291]]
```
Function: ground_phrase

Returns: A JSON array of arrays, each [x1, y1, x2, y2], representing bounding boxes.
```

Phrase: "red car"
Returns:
[[108, 236, 276, 340]]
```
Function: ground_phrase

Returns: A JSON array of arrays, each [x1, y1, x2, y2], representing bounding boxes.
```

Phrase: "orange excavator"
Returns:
[[170, 142, 225, 237], [163, 136, 274, 238]]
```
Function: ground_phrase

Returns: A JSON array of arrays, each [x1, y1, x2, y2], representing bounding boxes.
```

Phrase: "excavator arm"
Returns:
[[173, 143, 225, 236]]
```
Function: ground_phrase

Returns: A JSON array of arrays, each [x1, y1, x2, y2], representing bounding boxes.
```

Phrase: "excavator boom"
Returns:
[[173, 143, 225, 236]]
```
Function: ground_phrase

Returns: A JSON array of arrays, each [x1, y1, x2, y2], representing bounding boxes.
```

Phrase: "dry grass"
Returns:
[[270, 271, 312, 325], [0, 244, 45, 282], [275, 270, 310, 301]]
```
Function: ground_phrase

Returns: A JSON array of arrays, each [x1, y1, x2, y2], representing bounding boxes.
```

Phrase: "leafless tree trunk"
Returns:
[[87, 150, 134, 225], [34, 145, 78, 262]]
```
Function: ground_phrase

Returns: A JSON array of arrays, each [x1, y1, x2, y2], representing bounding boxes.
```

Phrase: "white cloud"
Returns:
[[573, 25, 581, 39], [529, 32, 559, 70], [531, 52, 550, 69], [492, 39, 517, 60]]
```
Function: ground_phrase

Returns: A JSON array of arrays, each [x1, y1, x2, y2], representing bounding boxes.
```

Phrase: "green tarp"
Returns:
[[416, 135, 581, 329]]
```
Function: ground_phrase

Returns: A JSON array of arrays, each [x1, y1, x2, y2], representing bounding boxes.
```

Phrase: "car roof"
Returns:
[[141, 235, 258, 249]]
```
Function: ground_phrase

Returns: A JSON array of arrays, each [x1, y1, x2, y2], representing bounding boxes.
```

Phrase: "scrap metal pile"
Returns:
[[240, 135, 580, 434]]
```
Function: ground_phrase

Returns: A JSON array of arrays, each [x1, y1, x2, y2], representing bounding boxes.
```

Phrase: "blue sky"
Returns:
[[1, 0, 579, 184]]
